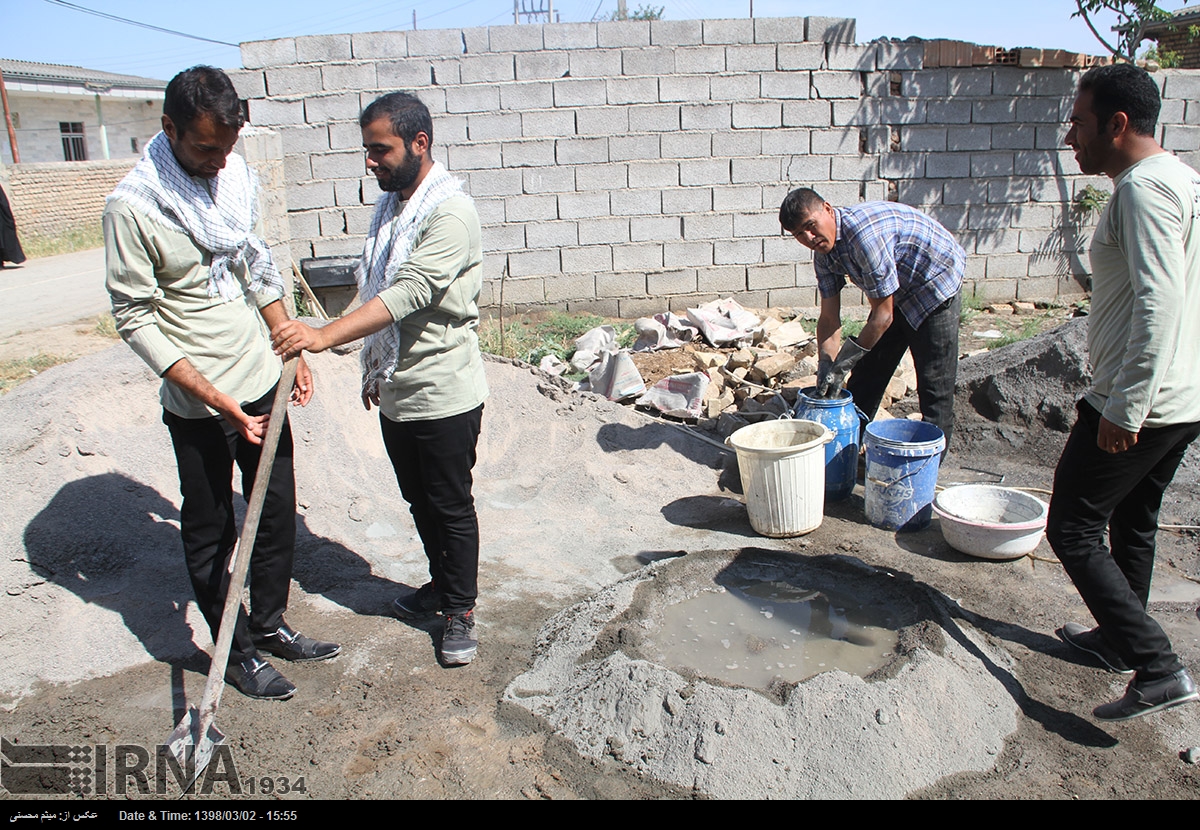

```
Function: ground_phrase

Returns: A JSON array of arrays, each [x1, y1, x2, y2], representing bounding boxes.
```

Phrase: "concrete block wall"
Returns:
[[3, 159, 134, 238], [237, 18, 1200, 314]]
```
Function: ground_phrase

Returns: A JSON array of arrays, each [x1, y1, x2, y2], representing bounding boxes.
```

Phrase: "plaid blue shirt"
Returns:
[[814, 202, 965, 329]]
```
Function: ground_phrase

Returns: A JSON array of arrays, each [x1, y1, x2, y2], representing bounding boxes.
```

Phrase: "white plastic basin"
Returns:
[[932, 485, 1049, 560]]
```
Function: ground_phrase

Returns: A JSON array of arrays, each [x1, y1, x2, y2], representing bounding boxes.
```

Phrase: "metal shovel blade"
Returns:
[[164, 706, 227, 792]]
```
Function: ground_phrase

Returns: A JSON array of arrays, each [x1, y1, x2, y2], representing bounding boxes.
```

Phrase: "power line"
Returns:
[[41, 0, 240, 48]]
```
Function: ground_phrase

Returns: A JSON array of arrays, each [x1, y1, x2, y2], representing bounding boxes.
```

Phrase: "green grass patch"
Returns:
[[986, 318, 1043, 350], [478, 311, 635, 367], [21, 226, 104, 259], [0, 354, 71, 394], [91, 313, 120, 339], [841, 318, 865, 339]]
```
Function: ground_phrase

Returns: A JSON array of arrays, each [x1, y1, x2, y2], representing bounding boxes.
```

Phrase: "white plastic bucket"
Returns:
[[726, 419, 833, 538]]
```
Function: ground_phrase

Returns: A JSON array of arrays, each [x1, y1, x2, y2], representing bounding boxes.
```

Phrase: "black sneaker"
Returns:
[[252, 622, 341, 662], [440, 611, 477, 666], [226, 656, 296, 700], [1093, 669, 1198, 721], [1057, 622, 1133, 674], [392, 582, 442, 620]]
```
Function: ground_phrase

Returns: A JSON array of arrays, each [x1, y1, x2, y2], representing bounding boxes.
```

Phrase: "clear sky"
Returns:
[[3, 0, 1193, 82]]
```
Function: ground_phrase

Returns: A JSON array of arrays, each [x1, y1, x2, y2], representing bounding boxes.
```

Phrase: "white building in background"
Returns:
[[0, 59, 165, 165]]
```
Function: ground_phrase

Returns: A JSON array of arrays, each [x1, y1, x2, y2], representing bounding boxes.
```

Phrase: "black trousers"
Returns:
[[380, 405, 483, 616], [164, 386, 295, 664], [1047, 399, 1199, 679], [847, 292, 960, 449]]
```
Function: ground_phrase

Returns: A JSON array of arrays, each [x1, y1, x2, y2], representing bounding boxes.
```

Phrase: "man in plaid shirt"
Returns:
[[779, 188, 966, 447]]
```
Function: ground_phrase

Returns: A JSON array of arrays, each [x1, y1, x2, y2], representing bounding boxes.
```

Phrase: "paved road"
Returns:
[[0, 247, 108, 337]]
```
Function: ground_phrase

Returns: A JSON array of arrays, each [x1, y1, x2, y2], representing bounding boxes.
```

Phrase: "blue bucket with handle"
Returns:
[[792, 387, 868, 502], [863, 419, 945, 531]]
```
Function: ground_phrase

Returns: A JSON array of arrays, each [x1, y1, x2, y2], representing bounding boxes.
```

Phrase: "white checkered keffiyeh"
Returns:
[[107, 130, 284, 303], [356, 161, 469, 399]]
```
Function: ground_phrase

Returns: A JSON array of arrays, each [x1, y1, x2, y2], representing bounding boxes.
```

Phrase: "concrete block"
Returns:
[[928, 205, 969, 231], [460, 53, 516, 84], [863, 125, 891, 154], [554, 78, 607, 108], [288, 180, 336, 211], [969, 279, 1017, 302], [523, 166, 575, 194], [447, 143, 501, 170], [876, 42, 924, 70], [579, 217, 630, 245], [1159, 98, 1186, 124], [684, 213, 734, 240], [726, 44, 778, 72], [698, 265, 748, 293], [763, 235, 804, 263], [947, 69, 992, 96], [902, 69, 948, 98], [1036, 70, 1079, 97], [408, 29, 465, 57], [1016, 97, 1062, 123], [279, 124, 333, 156], [544, 22, 598, 50], [351, 31, 408, 60], [805, 17, 856, 43], [556, 136, 609, 165], [312, 236, 364, 257], [631, 215, 683, 242], [831, 99, 878, 126], [1010, 204, 1057, 228], [521, 109, 576, 138], [265, 66, 321, 97], [709, 73, 760, 101], [473, 197, 506, 225], [623, 296, 683, 317], [558, 191, 611, 219], [569, 49, 623, 78], [880, 152, 926, 178], [748, 16, 804, 44], [545, 272, 597, 303], [761, 72, 812, 100], [294, 34, 351, 64], [515, 52, 569, 81], [713, 185, 764, 212], [809, 128, 861, 154], [985, 254, 1029, 279], [376, 60, 432, 88], [680, 159, 730, 187], [1012, 150, 1060, 176], [782, 154, 831, 181], [926, 99, 972, 124], [703, 18, 754, 44], [777, 42, 825, 70], [972, 227, 1020, 255], [445, 85, 500, 114], [561, 245, 612, 273], [827, 44, 876, 71], [897, 180, 942, 206], [496, 277, 546, 305], [947, 125, 992, 151], [576, 106, 631, 136], [830, 155, 879, 180], [731, 157, 782, 184], [611, 188, 662, 216], [781, 100, 831, 127], [242, 38, 297, 68], [713, 130, 760, 157], [576, 162, 630, 191], [328, 121, 364, 150], [597, 270, 646, 299], [991, 124, 1036, 150], [344, 205, 376, 235], [715, 239, 762, 265], [227, 69, 267, 100], [614, 242, 664, 270], [1163, 125, 1200, 151], [597, 20, 651, 48], [608, 76, 659, 105], [488, 24, 543, 52], [567, 297, 621, 315], [505, 194, 559, 222], [663, 186, 712, 214], [289, 210, 320, 240], [664, 241, 715, 267], [969, 152, 1015, 178], [879, 98, 926, 124], [429, 59, 461, 87], [647, 269, 699, 295], [661, 132, 711, 159], [651, 19, 703, 46], [901, 125, 947, 152], [927, 153, 971, 179], [746, 262, 794, 289], [992, 67, 1038, 96], [769, 286, 819, 307], [675, 46, 726, 74], [660, 75, 711, 102], [502, 139, 556, 167], [621, 47, 675, 77], [508, 249, 560, 277], [250, 98, 305, 127], [311, 150, 364, 179], [468, 112, 523, 142], [680, 103, 731, 131], [812, 71, 862, 99], [608, 134, 660, 161], [1163, 71, 1200, 101], [734, 211, 779, 237], [318, 208, 345, 237], [629, 104, 681, 132], [305, 93, 360, 123], [463, 168, 522, 196], [626, 160, 678, 188], [1015, 275, 1064, 301], [733, 102, 783, 129]]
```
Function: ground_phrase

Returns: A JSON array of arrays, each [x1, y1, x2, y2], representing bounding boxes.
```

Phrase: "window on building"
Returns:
[[60, 122, 87, 161]]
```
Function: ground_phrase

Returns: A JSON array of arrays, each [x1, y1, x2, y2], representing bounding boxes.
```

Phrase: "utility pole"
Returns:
[[0, 69, 19, 165]]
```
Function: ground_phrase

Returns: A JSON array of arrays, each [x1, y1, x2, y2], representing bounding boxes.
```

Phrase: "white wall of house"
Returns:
[[4, 87, 162, 165]]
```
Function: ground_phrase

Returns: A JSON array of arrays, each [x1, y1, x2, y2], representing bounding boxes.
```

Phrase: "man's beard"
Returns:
[[376, 153, 422, 192]]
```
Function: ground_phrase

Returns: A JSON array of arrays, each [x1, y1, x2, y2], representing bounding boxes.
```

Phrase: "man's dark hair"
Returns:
[[1079, 63, 1161, 137], [163, 66, 243, 135], [360, 92, 433, 145], [778, 187, 827, 232]]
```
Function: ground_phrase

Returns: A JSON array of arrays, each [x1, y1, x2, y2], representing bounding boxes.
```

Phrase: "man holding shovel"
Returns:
[[779, 189, 965, 447], [104, 66, 339, 701], [1050, 63, 1199, 720]]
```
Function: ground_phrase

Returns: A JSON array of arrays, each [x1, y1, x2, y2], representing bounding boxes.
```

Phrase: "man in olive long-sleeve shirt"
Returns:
[[273, 92, 487, 667]]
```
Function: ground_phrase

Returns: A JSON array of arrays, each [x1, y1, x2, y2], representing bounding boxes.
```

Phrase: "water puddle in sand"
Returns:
[[648, 578, 900, 690]]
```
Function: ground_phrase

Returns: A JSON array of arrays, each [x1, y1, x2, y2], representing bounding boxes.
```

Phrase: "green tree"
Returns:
[[1072, 1, 1188, 62], [609, 3, 665, 20]]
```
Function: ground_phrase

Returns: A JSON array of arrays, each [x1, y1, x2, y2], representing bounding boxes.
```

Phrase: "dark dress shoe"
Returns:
[[251, 622, 341, 662], [226, 656, 296, 700]]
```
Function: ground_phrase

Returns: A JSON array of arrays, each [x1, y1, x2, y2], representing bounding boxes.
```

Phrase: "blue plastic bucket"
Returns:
[[792, 387, 867, 502], [863, 419, 946, 531]]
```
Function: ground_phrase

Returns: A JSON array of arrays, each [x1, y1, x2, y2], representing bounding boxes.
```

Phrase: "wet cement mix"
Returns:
[[1, 321, 1199, 800]]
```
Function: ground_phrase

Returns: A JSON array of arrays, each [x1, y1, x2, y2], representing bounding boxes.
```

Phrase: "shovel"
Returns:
[[164, 357, 299, 789]]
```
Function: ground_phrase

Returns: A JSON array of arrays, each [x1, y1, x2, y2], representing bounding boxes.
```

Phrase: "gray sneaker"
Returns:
[[1093, 669, 1198, 721], [1057, 622, 1133, 674], [440, 611, 477, 666], [392, 582, 442, 620]]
